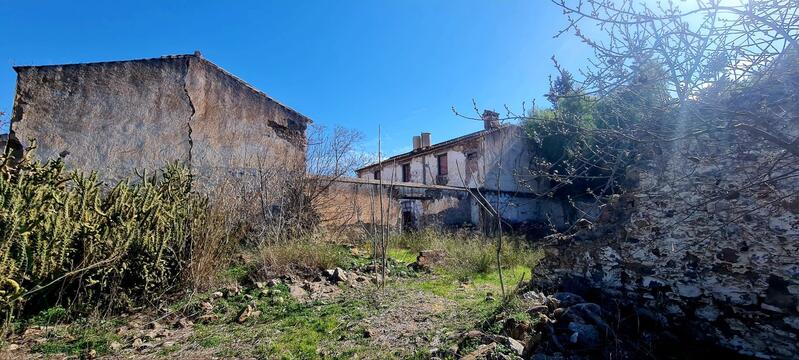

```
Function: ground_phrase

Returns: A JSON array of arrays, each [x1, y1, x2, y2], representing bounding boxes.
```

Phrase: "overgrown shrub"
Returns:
[[0, 147, 214, 320], [184, 183, 244, 290]]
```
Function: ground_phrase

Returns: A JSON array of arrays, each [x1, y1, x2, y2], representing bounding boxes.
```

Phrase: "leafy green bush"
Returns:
[[0, 146, 211, 318]]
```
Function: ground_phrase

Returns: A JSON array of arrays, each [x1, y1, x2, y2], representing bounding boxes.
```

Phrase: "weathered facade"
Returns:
[[315, 176, 472, 231], [10, 53, 310, 185], [357, 110, 576, 229]]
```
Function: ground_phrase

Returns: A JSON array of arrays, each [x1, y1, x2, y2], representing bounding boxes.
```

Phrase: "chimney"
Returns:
[[421, 132, 431, 148], [413, 135, 421, 150], [482, 110, 500, 130]]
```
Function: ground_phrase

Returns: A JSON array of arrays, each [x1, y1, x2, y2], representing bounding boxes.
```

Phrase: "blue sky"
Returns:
[[0, 0, 593, 156]]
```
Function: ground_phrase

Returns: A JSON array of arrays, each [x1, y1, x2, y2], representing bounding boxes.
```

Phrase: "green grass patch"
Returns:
[[192, 324, 229, 348], [158, 343, 181, 356], [388, 248, 417, 264], [471, 265, 531, 288], [30, 322, 120, 356], [185, 282, 371, 359], [224, 264, 251, 283], [257, 297, 370, 359], [29, 306, 67, 326]]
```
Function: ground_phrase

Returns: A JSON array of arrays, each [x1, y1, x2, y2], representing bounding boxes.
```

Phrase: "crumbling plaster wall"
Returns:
[[479, 126, 541, 193], [358, 125, 569, 228], [185, 58, 307, 187], [12, 58, 192, 182], [358, 126, 541, 191], [482, 192, 568, 225], [315, 178, 471, 230], [11, 55, 309, 187]]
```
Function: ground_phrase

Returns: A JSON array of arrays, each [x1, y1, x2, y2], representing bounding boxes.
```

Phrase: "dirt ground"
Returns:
[[1, 257, 514, 359]]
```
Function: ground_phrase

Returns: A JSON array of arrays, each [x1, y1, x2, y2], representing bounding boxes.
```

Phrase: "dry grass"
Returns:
[[255, 239, 350, 278], [385, 228, 543, 279]]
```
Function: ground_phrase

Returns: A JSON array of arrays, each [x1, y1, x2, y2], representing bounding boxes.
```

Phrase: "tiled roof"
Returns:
[[357, 125, 510, 172]]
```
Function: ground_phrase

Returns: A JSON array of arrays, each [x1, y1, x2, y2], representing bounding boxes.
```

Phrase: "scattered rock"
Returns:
[[461, 330, 489, 341], [211, 291, 224, 299], [289, 285, 308, 299], [695, 305, 720, 321], [461, 342, 498, 360], [109, 341, 122, 351], [7, 344, 20, 351], [528, 305, 549, 315], [225, 284, 242, 296], [196, 314, 219, 324], [504, 318, 531, 341], [200, 301, 214, 312], [303, 281, 327, 294], [492, 335, 525, 356], [522, 291, 548, 305], [237, 304, 256, 323], [675, 283, 702, 298], [552, 292, 585, 307], [783, 317, 799, 331], [761, 303, 784, 313], [567, 322, 601, 349], [332, 267, 348, 283], [86, 349, 97, 359], [173, 317, 193, 329]]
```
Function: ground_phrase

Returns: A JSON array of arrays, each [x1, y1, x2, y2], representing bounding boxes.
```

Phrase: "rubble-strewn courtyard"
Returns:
[[1, 1, 798, 359]]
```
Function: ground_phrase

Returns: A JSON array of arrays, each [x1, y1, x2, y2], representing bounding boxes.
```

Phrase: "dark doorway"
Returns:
[[401, 200, 420, 231], [402, 163, 411, 182]]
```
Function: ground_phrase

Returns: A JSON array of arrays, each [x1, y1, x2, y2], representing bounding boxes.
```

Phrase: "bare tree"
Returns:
[[503, 0, 799, 235]]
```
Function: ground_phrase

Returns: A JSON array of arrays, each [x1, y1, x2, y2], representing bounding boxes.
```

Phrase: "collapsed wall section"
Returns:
[[533, 64, 799, 357]]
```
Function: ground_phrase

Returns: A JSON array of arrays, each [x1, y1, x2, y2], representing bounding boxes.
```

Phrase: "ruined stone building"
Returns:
[[313, 176, 472, 231], [355, 110, 575, 230], [9, 53, 311, 185], [534, 54, 799, 357]]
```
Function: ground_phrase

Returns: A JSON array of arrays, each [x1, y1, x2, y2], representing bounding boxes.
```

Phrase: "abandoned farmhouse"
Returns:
[[355, 110, 578, 229], [7, 54, 575, 231], [4, 51, 799, 358]]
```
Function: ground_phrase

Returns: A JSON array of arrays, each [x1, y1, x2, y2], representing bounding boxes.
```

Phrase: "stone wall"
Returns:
[[314, 177, 472, 231], [533, 64, 799, 357], [10, 54, 309, 186]]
